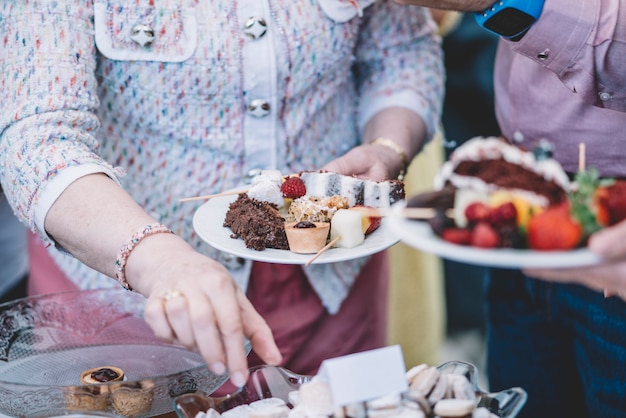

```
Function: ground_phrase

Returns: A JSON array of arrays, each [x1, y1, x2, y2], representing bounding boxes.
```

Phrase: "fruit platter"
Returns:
[[388, 137, 625, 268]]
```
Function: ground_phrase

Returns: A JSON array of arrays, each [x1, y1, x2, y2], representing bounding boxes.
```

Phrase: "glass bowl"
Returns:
[[0, 289, 246, 417], [173, 361, 527, 418]]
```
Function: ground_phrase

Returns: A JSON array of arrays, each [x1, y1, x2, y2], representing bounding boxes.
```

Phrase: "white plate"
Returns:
[[193, 192, 399, 264], [387, 202, 603, 269]]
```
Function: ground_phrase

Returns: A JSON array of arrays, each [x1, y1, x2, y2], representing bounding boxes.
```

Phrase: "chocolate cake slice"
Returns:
[[434, 136, 570, 208], [224, 194, 289, 251]]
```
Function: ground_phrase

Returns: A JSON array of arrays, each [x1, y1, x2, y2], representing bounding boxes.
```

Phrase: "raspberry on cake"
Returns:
[[280, 176, 307, 199]]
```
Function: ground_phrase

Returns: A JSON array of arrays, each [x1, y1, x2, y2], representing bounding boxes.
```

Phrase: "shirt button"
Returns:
[[130, 24, 155, 47], [512, 131, 524, 143], [248, 99, 271, 117], [243, 16, 268, 40], [537, 49, 550, 61], [599, 92, 612, 101]]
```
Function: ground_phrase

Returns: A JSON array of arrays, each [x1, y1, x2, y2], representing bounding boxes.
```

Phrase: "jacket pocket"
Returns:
[[94, 0, 197, 62], [317, 0, 376, 23]]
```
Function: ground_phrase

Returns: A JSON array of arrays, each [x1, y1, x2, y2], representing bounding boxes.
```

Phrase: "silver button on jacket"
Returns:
[[243, 16, 268, 40], [247, 99, 271, 117], [130, 24, 156, 47]]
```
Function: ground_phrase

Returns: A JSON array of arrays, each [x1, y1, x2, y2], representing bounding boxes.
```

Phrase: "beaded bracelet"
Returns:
[[370, 137, 409, 181], [115, 223, 173, 291]]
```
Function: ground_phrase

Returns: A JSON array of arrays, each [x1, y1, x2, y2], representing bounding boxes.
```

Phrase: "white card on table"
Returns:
[[317, 345, 408, 407]]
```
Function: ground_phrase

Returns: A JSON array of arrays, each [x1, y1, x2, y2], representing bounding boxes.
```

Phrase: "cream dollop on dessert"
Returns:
[[284, 221, 330, 254], [247, 170, 286, 209]]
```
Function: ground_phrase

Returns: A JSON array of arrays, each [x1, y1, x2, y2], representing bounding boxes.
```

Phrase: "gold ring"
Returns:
[[162, 288, 185, 304]]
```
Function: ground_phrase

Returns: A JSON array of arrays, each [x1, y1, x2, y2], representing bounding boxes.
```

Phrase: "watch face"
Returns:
[[484, 7, 535, 38]]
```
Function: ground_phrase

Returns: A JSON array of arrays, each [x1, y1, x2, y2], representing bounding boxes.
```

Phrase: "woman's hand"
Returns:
[[323, 107, 427, 181], [134, 237, 282, 387], [523, 220, 626, 301], [45, 174, 282, 387], [322, 143, 401, 181]]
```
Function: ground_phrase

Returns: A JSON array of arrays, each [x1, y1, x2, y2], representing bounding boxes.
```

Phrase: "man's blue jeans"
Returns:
[[487, 268, 626, 418]]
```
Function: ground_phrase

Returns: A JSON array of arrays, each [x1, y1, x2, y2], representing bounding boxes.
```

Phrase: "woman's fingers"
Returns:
[[524, 261, 626, 295], [588, 220, 626, 258], [322, 146, 389, 181], [197, 275, 249, 387], [141, 250, 283, 388], [236, 288, 282, 365], [161, 289, 196, 348], [184, 286, 229, 376], [144, 291, 177, 342]]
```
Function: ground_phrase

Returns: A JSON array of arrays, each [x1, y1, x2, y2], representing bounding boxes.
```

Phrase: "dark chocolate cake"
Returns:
[[453, 158, 567, 206], [224, 194, 289, 251]]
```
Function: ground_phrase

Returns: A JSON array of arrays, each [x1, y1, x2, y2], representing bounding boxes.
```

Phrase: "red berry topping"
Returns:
[[488, 202, 518, 226], [470, 222, 500, 248], [280, 176, 307, 199], [464, 202, 491, 224], [441, 228, 473, 246], [527, 203, 582, 250]]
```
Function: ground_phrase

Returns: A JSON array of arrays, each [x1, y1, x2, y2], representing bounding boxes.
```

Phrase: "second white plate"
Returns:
[[193, 192, 399, 265], [387, 202, 603, 269]]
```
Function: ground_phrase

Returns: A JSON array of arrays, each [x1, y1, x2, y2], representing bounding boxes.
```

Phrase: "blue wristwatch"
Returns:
[[475, 0, 545, 41]]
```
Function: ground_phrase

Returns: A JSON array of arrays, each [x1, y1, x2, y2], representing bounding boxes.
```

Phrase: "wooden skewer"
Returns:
[[578, 142, 586, 172], [179, 173, 299, 203], [306, 236, 341, 266], [352, 206, 453, 219], [178, 188, 248, 203]]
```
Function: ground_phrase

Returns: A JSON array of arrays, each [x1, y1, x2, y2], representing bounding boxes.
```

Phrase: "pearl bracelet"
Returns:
[[115, 223, 173, 291], [370, 137, 409, 181]]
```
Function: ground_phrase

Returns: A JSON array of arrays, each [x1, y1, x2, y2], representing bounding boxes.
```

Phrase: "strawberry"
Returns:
[[441, 228, 472, 246], [464, 202, 491, 225], [488, 202, 518, 227], [470, 222, 500, 248], [280, 176, 306, 199], [527, 203, 582, 250], [595, 180, 626, 226]]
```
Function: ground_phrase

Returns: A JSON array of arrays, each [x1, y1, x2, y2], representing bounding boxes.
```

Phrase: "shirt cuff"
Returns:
[[359, 89, 438, 141], [35, 164, 121, 246]]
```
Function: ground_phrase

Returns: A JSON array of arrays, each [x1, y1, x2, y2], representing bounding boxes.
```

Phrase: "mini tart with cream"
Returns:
[[285, 221, 330, 254], [80, 366, 125, 385]]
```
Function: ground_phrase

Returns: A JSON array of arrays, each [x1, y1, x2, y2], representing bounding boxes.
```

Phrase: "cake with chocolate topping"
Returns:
[[434, 136, 570, 208], [224, 194, 289, 251]]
